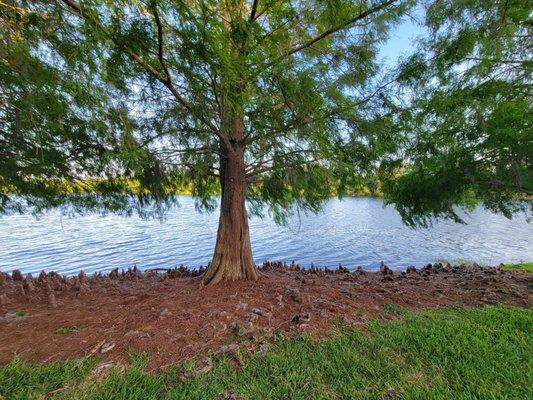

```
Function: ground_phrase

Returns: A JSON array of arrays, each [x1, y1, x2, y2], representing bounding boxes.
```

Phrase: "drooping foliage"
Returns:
[[380, 0, 532, 226], [1, 0, 412, 221], [0, 0, 531, 225]]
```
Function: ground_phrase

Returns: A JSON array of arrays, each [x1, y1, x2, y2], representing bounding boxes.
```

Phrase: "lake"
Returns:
[[0, 196, 531, 276]]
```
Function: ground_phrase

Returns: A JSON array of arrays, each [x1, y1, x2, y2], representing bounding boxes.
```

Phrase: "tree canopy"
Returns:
[[1, 0, 401, 219], [1, 0, 531, 224], [381, 0, 532, 225]]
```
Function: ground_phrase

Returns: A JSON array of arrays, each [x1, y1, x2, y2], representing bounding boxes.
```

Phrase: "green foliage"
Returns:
[[0, 0, 409, 222], [1, 306, 531, 399], [502, 262, 533, 273], [0, 358, 95, 400], [381, 0, 532, 226], [382, 303, 408, 315], [0, 0, 530, 225], [54, 325, 78, 335]]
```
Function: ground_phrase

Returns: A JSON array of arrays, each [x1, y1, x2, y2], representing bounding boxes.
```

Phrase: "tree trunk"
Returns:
[[202, 143, 258, 285]]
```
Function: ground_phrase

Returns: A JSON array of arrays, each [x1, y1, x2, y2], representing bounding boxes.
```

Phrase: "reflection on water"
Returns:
[[0, 196, 531, 276]]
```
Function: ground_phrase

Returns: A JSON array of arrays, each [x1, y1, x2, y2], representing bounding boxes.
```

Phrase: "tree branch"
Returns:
[[249, 0, 259, 22], [245, 149, 316, 177], [61, 0, 165, 81], [150, 2, 172, 83], [269, 0, 396, 67], [60, 0, 231, 149], [245, 155, 323, 184]]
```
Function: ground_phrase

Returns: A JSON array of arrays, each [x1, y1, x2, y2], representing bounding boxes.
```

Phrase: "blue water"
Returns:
[[0, 196, 531, 276]]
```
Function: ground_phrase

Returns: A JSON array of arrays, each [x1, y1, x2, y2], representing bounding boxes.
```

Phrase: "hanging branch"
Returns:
[[60, 0, 232, 150], [281, 0, 396, 60], [255, 0, 397, 76]]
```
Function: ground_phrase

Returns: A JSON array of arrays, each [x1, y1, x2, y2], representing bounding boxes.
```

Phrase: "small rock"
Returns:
[[258, 343, 268, 354], [100, 341, 115, 354], [232, 321, 254, 337], [252, 308, 272, 318], [340, 289, 352, 298], [219, 390, 241, 400], [0, 294, 8, 306], [383, 388, 401, 399], [217, 311, 231, 320], [196, 357, 213, 375], [179, 371, 194, 381], [218, 343, 239, 354], [246, 312, 258, 322], [197, 325, 213, 338], [291, 313, 311, 324], [159, 308, 171, 319], [285, 287, 303, 303], [215, 321, 228, 333], [341, 315, 353, 324], [92, 362, 117, 375], [235, 302, 248, 310]]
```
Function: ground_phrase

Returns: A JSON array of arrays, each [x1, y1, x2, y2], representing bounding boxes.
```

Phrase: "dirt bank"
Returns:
[[0, 262, 531, 370]]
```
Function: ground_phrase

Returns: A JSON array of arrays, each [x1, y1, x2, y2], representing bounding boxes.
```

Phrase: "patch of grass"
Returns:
[[1, 306, 532, 399], [382, 303, 409, 316], [15, 311, 26, 317], [502, 262, 533, 273], [0, 358, 95, 400], [54, 325, 78, 335]]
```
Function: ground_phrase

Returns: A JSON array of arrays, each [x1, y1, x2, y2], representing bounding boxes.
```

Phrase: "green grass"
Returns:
[[502, 262, 533, 273], [434, 260, 533, 273], [54, 325, 78, 335], [0, 359, 95, 400], [1, 306, 531, 400]]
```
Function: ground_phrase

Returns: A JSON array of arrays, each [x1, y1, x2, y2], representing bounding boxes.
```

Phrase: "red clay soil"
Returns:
[[0, 262, 531, 370]]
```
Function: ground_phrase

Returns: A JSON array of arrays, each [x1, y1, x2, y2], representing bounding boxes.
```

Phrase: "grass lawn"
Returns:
[[501, 262, 533, 273], [1, 306, 531, 400]]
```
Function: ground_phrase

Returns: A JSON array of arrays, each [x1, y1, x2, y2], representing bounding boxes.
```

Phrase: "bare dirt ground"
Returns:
[[0, 262, 531, 370]]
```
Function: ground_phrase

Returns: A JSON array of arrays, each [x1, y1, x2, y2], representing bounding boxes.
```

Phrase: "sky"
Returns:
[[378, 10, 428, 67]]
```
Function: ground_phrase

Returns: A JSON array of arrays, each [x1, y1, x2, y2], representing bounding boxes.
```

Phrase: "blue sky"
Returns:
[[379, 12, 427, 67]]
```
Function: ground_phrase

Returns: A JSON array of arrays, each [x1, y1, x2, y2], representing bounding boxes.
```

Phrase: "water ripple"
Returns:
[[0, 197, 531, 275]]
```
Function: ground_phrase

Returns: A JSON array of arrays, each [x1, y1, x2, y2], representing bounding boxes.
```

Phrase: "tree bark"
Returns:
[[202, 126, 258, 285]]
